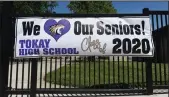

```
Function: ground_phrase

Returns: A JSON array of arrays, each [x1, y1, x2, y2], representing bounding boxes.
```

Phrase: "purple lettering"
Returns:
[[19, 40, 25, 48]]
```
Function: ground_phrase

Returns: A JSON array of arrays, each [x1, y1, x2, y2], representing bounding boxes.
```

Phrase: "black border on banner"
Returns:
[[13, 14, 154, 59]]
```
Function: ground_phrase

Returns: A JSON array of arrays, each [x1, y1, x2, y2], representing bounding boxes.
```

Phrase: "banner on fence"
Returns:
[[14, 16, 154, 58]]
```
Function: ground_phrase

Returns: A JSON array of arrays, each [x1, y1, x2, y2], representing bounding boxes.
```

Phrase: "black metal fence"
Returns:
[[0, 8, 169, 97]]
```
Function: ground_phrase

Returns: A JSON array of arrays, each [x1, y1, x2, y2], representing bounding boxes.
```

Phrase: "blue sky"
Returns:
[[55, 1, 168, 14]]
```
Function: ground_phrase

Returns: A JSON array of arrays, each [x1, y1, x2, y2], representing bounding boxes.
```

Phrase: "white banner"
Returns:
[[14, 17, 154, 58]]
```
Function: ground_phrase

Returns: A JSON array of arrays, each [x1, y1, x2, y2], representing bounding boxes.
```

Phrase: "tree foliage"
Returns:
[[13, 1, 57, 14], [68, 1, 117, 14], [0, 1, 57, 14]]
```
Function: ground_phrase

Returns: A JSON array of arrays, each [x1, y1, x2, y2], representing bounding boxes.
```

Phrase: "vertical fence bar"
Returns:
[[45, 57, 47, 88], [28, 59, 31, 89], [113, 57, 115, 84], [93, 57, 95, 87], [118, 57, 120, 83], [9, 58, 13, 90], [136, 58, 139, 89], [30, 58, 38, 97], [164, 14, 168, 85], [143, 8, 153, 95], [151, 14, 157, 86], [89, 57, 91, 87], [160, 14, 164, 85], [64, 57, 67, 88], [69, 57, 72, 88], [21, 59, 25, 90], [132, 58, 134, 86], [74, 57, 76, 87], [84, 57, 86, 87], [156, 14, 161, 85], [142, 58, 145, 88], [98, 57, 100, 85], [127, 57, 129, 86], [79, 57, 81, 88], [55, 57, 57, 89], [103, 57, 105, 86], [122, 57, 124, 84], [108, 57, 110, 86], [21, 60, 24, 97], [50, 57, 52, 89], [15, 60, 19, 90], [40, 57, 42, 89], [156, 14, 162, 85], [59, 57, 62, 88]]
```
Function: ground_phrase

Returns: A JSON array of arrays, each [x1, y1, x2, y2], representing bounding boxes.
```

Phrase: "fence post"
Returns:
[[0, 2, 13, 97], [143, 8, 153, 95], [167, 1, 169, 95], [145, 59, 153, 95], [30, 58, 38, 97]]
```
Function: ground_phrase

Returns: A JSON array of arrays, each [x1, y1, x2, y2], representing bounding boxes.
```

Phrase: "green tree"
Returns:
[[13, 1, 57, 14], [68, 1, 117, 14], [0, 1, 58, 14]]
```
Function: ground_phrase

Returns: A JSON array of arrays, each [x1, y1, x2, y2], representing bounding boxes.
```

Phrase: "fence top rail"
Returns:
[[11, 13, 148, 18], [148, 11, 168, 15]]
